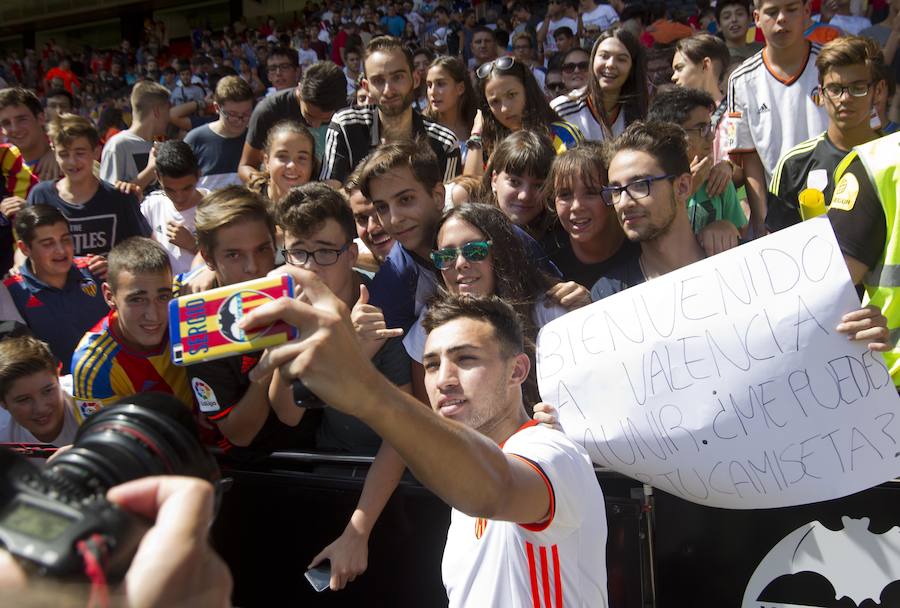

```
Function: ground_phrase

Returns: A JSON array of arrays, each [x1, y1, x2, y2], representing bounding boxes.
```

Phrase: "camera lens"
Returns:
[[45, 393, 219, 499]]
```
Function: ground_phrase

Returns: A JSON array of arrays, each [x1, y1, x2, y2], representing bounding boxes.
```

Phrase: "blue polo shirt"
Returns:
[[2, 257, 109, 370]]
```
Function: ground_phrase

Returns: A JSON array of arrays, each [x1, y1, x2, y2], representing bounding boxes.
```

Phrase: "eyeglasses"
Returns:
[[267, 63, 295, 73], [600, 174, 675, 206], [683, 123, 713, 138], [220, 109, 252, 120], [476, 56, 516, 79], [821, 81, 873, 100], [282, 243, 350, 266], [561, 61, 589, 74], [430, 240, 492, 270], [547, 82, 566, 93]]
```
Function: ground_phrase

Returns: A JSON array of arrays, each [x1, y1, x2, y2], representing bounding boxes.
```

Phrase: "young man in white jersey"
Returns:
[[242, 288, 609, 608], [725, 0, 829, 237]]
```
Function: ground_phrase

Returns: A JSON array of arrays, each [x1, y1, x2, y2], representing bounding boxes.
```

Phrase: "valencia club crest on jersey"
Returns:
[[81, 280, 97, 298]]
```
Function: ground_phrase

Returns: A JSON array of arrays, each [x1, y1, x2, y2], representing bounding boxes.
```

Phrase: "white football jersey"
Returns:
[[442, 421, 609, 608]]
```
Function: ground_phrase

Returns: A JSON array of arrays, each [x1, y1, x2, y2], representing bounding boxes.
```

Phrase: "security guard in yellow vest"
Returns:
[[827, 130, 900, 386]]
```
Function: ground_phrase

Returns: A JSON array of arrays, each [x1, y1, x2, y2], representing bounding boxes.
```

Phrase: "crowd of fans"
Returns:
[[0, 0, 899, 595]]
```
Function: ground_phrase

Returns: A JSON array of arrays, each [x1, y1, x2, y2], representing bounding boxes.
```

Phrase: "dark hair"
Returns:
[[476, 58, 562, 156], [14, 204, 69, 246], [107, 237, 172, 290], [364, 36, 414, 74], [412, 47, 435, 63], [471, 26, 497, 41], [586, 28, 649, 129], [422, 293, 524, 358], [553, 26, 575, 39], [675, 34, 731, 84], [276, 182, 356, 242], [358, 139, 442, 200], [300, 61, 349, 112], [45, 88, 74, 108], [155, 140, 199, 179], [0, 88, 43, 117], [269, 46, 300, 67], [715, 0, 751, 21], [483, 130, 557, 238], [602, 120, 691, 178], [648, 87, 714, 126], [424, 56, 478, 128]]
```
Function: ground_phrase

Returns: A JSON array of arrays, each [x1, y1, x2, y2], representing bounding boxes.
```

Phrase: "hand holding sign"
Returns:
[[537, 219, 900, 509]]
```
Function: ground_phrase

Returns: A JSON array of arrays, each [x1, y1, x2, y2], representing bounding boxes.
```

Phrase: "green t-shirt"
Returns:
[[687, 181, 748, 233]]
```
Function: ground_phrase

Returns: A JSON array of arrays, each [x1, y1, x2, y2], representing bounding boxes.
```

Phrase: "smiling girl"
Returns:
[[551, 27, 650, 142]]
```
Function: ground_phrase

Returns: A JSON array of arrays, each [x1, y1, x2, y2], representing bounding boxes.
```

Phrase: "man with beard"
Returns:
[[590, 120, 703, 300], [319, 36, 460, 188]]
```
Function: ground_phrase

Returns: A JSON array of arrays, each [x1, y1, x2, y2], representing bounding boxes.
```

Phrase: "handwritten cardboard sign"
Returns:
[[537, 218, 900, 509]]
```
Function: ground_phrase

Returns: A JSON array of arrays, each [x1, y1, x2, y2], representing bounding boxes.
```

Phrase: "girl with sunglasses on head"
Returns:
[[551, 27, 650, 142], [463, 55, 583, 178], [403, 203, 590, 407], [483, 130, 559, 243], [424, 56, 478, 162]]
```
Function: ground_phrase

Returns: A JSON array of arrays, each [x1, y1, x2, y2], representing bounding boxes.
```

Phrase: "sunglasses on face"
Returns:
[[547, 82, 566, 92], [430, 240, 492, 270], [476, 55, 515, 79], [561, 61, 589, 74]]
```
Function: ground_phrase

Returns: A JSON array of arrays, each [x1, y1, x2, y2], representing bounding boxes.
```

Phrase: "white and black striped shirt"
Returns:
[[319, 105, 461, 184]]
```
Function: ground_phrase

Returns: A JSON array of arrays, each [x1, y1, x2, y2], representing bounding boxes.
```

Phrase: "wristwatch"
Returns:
[[466, 134, 483, 150]]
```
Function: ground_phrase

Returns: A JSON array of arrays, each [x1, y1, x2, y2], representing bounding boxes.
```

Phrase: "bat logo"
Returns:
[[743, 516, 900, 607], [216, 290, 272, 343]]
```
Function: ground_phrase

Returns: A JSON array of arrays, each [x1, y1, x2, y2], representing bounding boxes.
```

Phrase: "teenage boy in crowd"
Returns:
[[140, 141, 206, 275], [319, 36, 460, 187], [4, 205, 108, 370], [26, 114, 150, 268], [725, 0, 829, 237], [265, 47, 302, 96], [70, 237, 191, 422], [344, 165, 396, 268], [184, 75, 254, 191], [184, 186, 312, 449], [716, 0, 764, 63], [538, 0, 578, 57], [100, 81, 172, 189], [272, 183, 412, 589], [238, 61, 346, 180], [647, 88, 747, 256], [0, 335, 79, 445], [241, 288, 610, 607], [0, 143, 38, 275], [0, 88, 61, 181], [768, 36, 887, 230]]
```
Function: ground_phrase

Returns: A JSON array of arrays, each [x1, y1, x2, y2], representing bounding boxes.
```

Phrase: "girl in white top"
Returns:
[[551, 27, 651, 142], [404, 204, 591, 406]]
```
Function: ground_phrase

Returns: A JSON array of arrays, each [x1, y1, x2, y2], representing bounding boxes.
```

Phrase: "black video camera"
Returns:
[[0, 393, 219, 581]]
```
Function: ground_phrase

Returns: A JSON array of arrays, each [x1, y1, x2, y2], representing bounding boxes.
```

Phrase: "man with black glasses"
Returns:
[[590, 120, 703, 299]]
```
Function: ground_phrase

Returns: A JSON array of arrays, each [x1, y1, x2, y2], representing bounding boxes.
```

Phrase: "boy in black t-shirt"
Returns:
[[25, 114, 150, 276], [183, 185, 299, 450], [273, 182, 412, 591]]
